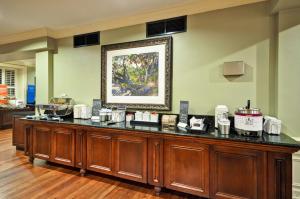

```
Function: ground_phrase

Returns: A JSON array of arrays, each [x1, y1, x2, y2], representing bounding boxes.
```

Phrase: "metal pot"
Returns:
[[234, 100, 263, 137]]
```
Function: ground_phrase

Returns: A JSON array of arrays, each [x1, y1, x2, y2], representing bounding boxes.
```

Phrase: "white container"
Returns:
[[74, 104, 91, 119], [74, 104, 84, 119], [135, 111, 143, 121], [81, 105, 92, 119], [112, 110, 125, 122], [142, 111, 150, 122], [190, 117, 205, 130], [218, 119, 230, 135], [106, 109, 112, 121], [264, 116, 281, 135], [126, 114, 134, 123], [99, 109, 107, 122], [150, 113, 159, 123], [215, 105, 229, 128]]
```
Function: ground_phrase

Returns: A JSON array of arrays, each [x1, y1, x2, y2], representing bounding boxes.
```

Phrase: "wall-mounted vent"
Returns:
[[146, 16, 187, 37], [73, 32, 100, 48]]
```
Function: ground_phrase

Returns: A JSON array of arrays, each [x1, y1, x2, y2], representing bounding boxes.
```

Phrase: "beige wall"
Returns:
[[27, 67, 35, 85], [36, 51, 53, 104], [15, 68, 27, 102], [53, 2, 273, 115], [275, 8, 300, 197], [277, 7, 300, 138]]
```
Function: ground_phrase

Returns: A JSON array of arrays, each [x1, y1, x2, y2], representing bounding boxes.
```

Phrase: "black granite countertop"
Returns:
[[22, 118, 300, 148]]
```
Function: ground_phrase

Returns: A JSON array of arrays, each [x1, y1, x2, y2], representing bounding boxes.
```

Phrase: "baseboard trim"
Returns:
[[293, 153, 300, 161], [293, 183, 300, 199], [292, 137, 300, 142], [293, 137, 300, 199]]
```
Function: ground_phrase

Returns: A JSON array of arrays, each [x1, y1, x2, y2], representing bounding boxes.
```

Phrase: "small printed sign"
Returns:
[[92, 99, 102, 116], [179, 101, 189, 124]]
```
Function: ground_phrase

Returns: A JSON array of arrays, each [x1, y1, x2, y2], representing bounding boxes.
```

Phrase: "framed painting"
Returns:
[[101, 37, 172, 110]]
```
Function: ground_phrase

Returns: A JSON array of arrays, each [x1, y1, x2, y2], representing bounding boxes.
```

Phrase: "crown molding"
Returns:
[[0, 51, 35, 63], [0, 62, 28, 69], [0, 28, 50, 45], [0, 37, 57, 54], [271, 0, 300, 13], [0, 0, 266, 45]]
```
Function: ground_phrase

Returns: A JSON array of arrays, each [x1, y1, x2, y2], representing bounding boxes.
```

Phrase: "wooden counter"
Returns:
[[0, 107, 33, 129], [15, 118, 300, 198]]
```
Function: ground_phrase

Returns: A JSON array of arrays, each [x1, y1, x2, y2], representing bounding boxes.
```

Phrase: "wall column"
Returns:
[[35, 51, 53, 104], [276, 7, 300, 138]]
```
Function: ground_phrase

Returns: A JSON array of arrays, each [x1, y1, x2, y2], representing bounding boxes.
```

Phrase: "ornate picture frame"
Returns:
[[101, 36, 172, 110]]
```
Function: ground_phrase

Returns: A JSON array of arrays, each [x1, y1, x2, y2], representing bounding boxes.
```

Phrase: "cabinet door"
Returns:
[[148, 138, 163, 186], [33, 126, 52, 160], [267, 152, 292, 199], [210, 146, 267, 199], [2, 110, 13, 126], [115, 135, 147, 183], [51, 128, 75, 166], [164, 139, 209, 197], [12, 116, 25, 149], [87, 131, 113, 175]]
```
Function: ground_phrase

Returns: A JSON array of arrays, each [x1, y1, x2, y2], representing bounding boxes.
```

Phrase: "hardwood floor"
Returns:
[[0, 129, 197, 199]]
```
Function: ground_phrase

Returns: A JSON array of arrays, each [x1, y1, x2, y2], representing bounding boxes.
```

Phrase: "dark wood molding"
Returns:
[[1, 109, 34, 129], [19, 119, 300, 154], [148, 138, 164, 187], [20, 119, 299, 198], [268, 152, 292, 199]]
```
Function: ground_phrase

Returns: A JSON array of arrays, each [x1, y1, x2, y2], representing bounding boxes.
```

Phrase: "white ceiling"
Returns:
[[0, 0, 267, 44], [0, 0, 195, 36]]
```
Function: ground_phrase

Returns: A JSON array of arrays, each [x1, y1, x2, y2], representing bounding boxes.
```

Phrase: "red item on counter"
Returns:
[[0, 84, 8, 104]]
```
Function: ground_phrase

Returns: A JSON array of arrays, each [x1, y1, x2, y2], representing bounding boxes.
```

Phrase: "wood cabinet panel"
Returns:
[[115, 135, 147, 183], [32, 126, 52, 160], [12, 116, 25, 149], [148, 138, 163, 187], [268, 152, 292, 199], [210, 146, 267, 199], [24, 125, 33, 157], [23, 120, 298, 198], [1, 109, 33, 129], [2, 111, 13, 126], [75, 131, 86, 169], [87, 131, 113, 175], [164, 139, 209, 197], [52, 128, 75, 166]]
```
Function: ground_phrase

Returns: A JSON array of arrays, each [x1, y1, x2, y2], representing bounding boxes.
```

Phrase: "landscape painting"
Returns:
[[101, 37, 172, 110], [112, 52, 159, 97]]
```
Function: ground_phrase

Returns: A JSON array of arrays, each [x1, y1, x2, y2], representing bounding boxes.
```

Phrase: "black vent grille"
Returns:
[[147, 16, 187, 37], [74, 32, 100, 48]]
